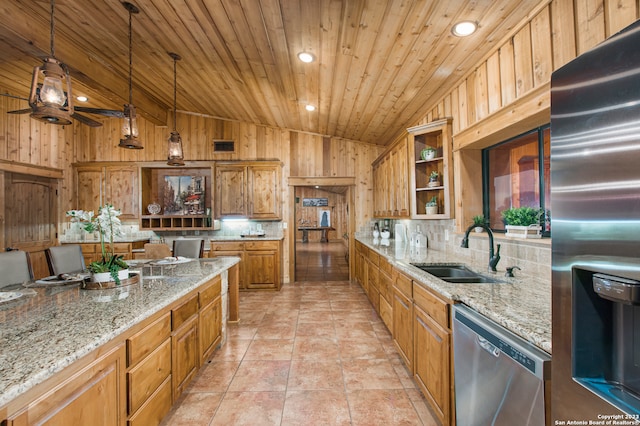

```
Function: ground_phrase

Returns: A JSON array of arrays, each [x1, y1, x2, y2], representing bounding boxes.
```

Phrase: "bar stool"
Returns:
[[0, 250, 33, 288], [172, 239, 204, 258], [45, 245, 86, 275]]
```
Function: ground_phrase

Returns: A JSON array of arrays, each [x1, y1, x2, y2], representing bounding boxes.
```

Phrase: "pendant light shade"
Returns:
[[119, 2, 142, 149], [29, 0, 73, 125], [167, 52, 185, 166]]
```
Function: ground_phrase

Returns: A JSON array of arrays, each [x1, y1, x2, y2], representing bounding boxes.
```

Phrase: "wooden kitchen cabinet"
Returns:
[[126, 313, 172, 425], [68, 241, 147, 267], [214, 161, 281, 220], [372, 136, 410, 218], [209, 240, 281, 290], [393, 271, 413, 373], [199, 276, 222, 363], [413, 283, 453, 425], [75, 164, 139, 219], [367, 250, 380, 313], [6, 344, 126, 425], [378, 257, 393, 332], [407, 118, 454, 219], [171, 296, 199, 401]]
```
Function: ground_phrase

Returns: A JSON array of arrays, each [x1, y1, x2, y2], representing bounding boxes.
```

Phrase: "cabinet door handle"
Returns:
[[417, 315, 442, 343]]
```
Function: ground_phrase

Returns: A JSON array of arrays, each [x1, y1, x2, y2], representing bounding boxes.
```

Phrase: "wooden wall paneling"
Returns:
[[550, 0, 577, 71], [531, 7, 553, 88], [574, 0, 606, 54], [499, 39, 517, 109], [486, 51, 502, 114], [450, 88, 460, 135], [457, 80, 468, 131], [474, 63, 489, 121], [465, 71, 477, 126], [606, 0, 638, 36], [513, 23, 534, 98]]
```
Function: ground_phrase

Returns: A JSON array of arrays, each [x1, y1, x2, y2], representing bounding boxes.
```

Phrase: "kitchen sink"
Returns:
[[410, 263, 503, 284]]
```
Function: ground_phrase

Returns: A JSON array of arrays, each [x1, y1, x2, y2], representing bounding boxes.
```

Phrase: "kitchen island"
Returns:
[[0, 257, 240, 424]]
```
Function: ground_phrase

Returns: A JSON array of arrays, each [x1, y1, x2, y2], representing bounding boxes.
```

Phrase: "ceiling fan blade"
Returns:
[[75, 106, 124, 118], [71, 113, 103, 128], [7, 108, 32, 115]]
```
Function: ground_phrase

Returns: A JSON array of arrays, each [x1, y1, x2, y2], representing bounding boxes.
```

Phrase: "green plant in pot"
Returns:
[[82, 204, 128, 285], [426, 196, 438, 215], [428, 170, 440, 187], [501, 207, 544, 238], [420, 146, 436, 160], [472, 214, 486, 232]]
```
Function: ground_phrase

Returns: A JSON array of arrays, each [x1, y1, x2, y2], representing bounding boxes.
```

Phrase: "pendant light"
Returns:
[[167, 52, 185, 166], [119, 2, 143, 149], [29, 0, 73, 125]]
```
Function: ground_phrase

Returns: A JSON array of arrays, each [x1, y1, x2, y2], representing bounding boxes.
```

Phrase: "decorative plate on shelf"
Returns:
[[147, 203, 161, 215]]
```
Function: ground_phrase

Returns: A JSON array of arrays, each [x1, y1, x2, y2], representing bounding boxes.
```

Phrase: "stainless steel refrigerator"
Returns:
[[551, 19, 640, 420]]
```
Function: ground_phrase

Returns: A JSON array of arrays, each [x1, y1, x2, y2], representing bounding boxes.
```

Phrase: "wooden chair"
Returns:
[[0, 250, 33, 288], [143, 243, 172, 259], [46, 245, 86, 275], [172, 239, 204, 258]]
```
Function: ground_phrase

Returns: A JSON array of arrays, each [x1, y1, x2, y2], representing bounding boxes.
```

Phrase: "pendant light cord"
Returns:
[[173, 55, 177, 131], [50, 0, 56, 57], [128, 6, 133, 105]]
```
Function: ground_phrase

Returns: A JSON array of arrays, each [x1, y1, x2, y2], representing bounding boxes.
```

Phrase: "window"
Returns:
[[483, 125, 550, 234]]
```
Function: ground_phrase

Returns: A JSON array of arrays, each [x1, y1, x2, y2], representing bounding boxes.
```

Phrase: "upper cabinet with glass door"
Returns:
[[408, 118, 454, 219]]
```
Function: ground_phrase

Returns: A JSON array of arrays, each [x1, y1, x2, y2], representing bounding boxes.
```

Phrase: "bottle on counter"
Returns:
[[373, 222, 380, 238], [415, 225, 427, 249]]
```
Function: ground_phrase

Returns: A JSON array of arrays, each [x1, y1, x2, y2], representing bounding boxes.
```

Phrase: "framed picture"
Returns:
[[318, 209, 331, 227], [303, 197, 328, 207], [162, 175, 206, 215]]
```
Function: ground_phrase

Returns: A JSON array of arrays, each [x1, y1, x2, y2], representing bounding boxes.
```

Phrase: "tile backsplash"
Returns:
[[368, 219, 551, 281]]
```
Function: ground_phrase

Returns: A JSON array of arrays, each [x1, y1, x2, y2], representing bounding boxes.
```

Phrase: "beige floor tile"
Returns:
[[292, 336, 340, 360], [348, 389, 423, 425], [281, 390, 351, 426], [244, 338, 294, 360], [287, 359, 344, 390], [161, 391, 223, 425], [255, 323, 297, 339], [338, 337, 388, 360], [211, 391, 285, 425], [342, 359, 404, 390], [187, 360, 240, 392], [211, 338, 251, 361], [228, 360, 291, 392], [295, 321, 336, 338]]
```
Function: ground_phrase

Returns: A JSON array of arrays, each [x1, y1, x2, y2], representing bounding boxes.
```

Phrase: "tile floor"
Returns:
[[161, 244, 438, 425]]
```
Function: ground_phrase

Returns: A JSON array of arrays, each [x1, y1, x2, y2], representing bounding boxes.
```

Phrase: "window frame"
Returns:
[[481, 124, 550, 237]]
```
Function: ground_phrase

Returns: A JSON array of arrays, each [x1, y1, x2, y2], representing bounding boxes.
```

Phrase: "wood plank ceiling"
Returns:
[[0, 0, 541, 146]]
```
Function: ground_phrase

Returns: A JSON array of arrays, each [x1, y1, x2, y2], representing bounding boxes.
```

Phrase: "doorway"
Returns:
[[288, 177, 356, 283]]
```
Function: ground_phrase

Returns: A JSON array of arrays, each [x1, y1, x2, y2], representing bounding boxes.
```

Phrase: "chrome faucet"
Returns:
[[461, 223, 501, 272]]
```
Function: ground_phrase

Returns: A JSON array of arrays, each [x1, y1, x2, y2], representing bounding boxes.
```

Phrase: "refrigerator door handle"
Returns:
[[477, 335, 500, 357]]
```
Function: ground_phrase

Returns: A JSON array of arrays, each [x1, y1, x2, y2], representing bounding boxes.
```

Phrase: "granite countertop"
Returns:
[[0, 257, 240, 408], [210, 235, 284, 241], [357, 236, 551, 354], [63, 237, 152, 243]]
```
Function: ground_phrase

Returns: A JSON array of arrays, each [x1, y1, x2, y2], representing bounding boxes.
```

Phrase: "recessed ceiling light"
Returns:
[[452, 21, 478, 37], [305, 104, 316, 111], [76, 95, 88, 102], [297, 52, 315, 63]]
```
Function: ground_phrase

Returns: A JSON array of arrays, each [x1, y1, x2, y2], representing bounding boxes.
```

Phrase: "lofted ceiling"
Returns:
[[0, 0, 541, 146]]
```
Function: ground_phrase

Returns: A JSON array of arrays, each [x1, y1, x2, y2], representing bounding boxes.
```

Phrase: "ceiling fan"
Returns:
[[5, 0, 126, 128]]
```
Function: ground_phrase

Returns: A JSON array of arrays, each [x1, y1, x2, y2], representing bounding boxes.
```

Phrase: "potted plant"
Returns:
[[420, 146, 437, 160], [428, 170, 440, 187], [501, 206, 543, 239], [426, 196, 438, 215], [69, 204, 130, 286], [472, 214, 486, 233]]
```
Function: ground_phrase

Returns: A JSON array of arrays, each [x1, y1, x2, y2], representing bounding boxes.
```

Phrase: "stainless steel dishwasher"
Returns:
[[452, 304, 551, 425]]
